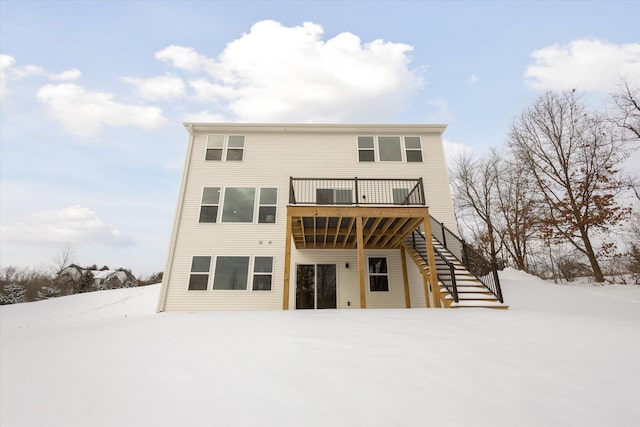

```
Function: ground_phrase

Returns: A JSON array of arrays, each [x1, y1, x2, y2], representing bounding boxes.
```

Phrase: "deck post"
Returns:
[[422, 276, 431, 308], [356, 216, 367, 308], [400, 246, 411, 308], [282, 213, 292, 310], [423, 213, 441, 308]]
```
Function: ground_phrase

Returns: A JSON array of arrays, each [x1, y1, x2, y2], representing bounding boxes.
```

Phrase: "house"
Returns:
[[156, 123, 506, 311], [56, 265, 136, 291]]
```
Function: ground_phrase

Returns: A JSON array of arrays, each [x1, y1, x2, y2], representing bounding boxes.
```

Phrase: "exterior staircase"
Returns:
[[404, 229, 508, 310]]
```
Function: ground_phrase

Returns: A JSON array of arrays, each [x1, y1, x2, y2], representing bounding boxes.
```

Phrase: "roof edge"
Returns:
[[183, 123, 447, 134]]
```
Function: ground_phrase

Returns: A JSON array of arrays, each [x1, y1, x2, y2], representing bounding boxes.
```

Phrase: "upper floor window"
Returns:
[[199, 187, 277, 224], [357, 136, 423, 163], [205, 134, 245, 161], [404, 137, 423, 162], [188, 256, 211, 290]]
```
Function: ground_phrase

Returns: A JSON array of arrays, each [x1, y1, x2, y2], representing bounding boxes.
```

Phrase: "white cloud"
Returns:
[[0, 205, 135, 248], [155, 45, 214, 72], [159, 20, 423, 122], [50, 68, 82, 81], [467, 74, 479, 84], [426, 98, 455, 124], [122, 73, 186, 101], [1, 54, 45, 99], [526, 39, 640, 92], [37, 83, 166, 137], [442, 139, 472, 167], [183, 109, 228, 123]]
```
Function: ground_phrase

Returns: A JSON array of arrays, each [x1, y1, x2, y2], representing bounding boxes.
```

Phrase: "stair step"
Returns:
[[440, 286, 488, 293], [450, 300, 509, 309], [445, 293, 497, 300]]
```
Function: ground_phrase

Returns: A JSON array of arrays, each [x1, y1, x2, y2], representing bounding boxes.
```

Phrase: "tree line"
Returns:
[[450, 79, 640, 283], [0, 245, 163, 305]]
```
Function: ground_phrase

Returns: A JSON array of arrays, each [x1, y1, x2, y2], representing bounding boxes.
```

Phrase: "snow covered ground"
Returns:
[[1, 269, 639, 427]]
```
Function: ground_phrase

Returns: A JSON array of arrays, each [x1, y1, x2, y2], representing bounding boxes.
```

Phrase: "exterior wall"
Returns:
[[158, 124, 454, 312]]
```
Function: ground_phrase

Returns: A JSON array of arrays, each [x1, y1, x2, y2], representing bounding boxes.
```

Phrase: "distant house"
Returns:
[[55, 265, 136, 292], [157, 123, 507, 312]]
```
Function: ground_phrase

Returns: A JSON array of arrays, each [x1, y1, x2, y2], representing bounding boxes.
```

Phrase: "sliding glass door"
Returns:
[[296, 264, 337, 309]]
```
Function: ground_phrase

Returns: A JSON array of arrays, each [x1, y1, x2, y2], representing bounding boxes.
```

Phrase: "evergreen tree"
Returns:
[[0, 283, 27, 305]]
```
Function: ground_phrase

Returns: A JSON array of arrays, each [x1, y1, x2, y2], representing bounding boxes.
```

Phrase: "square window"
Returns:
[[258, 206, 277, 223], [222, 188, 256, 222], [378, 137, 402, 161], [226, 149, 244, 161], [188, 256, 211, 290], [199, 206, 218, 223], [213, 257, 249, 290], [206, 149, 223, 161], [188, 275, 209, 290]]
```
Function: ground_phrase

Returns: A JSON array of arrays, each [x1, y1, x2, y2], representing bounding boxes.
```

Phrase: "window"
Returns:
[[199, 187, 220, 223], [222, 188, 256, 222], [357, 135, 424, 163], [188, 256, 211, 290], [316, 189, 353, 205], [378, 136, 402, 161], [258, 188, 277, 223], [252, 257, 273, 290], [205, 134, 245, 161], [368, 257, 389, 291], [213, 256, 249, 290], [205, 135, 224, 161], [405, 137, 423, 162], [226, 135, 245, 161], [358, 136, 375, 162]]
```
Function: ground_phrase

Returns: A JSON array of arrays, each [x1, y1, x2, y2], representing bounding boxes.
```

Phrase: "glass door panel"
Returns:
[[296, 265, 315, 309], [316, 264, 337, 309]]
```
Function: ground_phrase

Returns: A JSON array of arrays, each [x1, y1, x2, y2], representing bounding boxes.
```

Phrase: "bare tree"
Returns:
[[610, 78, 640, 141], [494, 156, 540, 271], [451, 151, 501, 265], [50, 243, 76, 274], [509, 90, 631, 282]]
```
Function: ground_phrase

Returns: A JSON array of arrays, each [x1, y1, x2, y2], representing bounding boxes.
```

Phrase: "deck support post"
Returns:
[[356, 216, 367, 309], [423, 214, 441, 308], [283, 213, 292, 310], [400, 247, 411, 308], [422, 276, 431, 308]]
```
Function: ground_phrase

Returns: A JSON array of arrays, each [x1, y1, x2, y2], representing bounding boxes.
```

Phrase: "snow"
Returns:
[[1, 269, 639, 427]]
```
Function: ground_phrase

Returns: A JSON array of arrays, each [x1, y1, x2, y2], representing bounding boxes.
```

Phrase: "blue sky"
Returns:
[[1, 1, 639, 276]]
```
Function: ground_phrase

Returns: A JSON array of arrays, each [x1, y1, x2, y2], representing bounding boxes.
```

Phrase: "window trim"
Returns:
[[404, 136, 423, 162], [197, 186, 278, 225], [204, 134, 246, 162], [367, 256, 390, 292]]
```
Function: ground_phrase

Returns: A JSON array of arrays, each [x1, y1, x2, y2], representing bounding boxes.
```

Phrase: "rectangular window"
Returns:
[[205, 135, 224, 161], [199, 187, 220, 223], [358, 136, 375, 162], [258, 188, 277, 223], [368, 257, 389, 291], [222, 188, 256, 222], [405, 136, 423, 162], [316, 189, 353, 205], [252, 257, 273, 291], [188, 256, 211, 290], [378, 136, 402, 161], [213, 256, 249, 290], [226, 135, 245, 161]]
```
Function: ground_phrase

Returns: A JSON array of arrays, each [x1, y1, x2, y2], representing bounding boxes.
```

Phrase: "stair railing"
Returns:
[[429, 215, 504, 303], [410, 231, 459, 302]]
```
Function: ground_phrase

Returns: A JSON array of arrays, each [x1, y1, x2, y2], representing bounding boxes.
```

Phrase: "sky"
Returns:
[[1, 0, 639, 276]]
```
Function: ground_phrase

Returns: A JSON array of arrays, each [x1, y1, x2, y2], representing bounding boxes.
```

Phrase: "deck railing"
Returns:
[[410, 230, 459, 302], [289, 177, 425, 206]]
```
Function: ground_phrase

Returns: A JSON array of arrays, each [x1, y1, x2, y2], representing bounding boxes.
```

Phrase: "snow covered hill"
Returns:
[[1, 270, 639, 427]]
